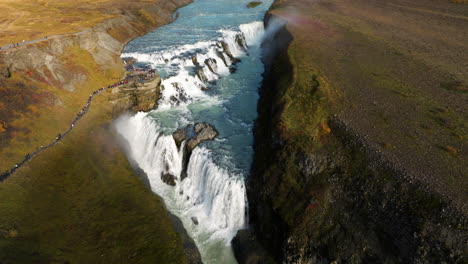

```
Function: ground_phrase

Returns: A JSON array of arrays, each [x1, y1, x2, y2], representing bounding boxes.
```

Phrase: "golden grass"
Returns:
[[0, 43, 123, 172], [0, 88, 188, 263], [0, 0, 166, 46]]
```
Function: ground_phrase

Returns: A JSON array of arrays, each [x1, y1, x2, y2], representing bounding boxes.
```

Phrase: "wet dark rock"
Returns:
[[195, 67, 208, 84], [216, 50, 229, 66], [231, 58, 241, 65], [194, 122, 208, 133], [187, 122, 218, 151], [191, 217, 199, 225], [220, 41, 235, 60], [173, 128, 187, 149], [175, 122, 219, 180], [161, 173, 176, 186], [235, 34, 248, 50], [232, 229, 276, 264], [204, 58, 218, 74], [192, 56, 199, 66]]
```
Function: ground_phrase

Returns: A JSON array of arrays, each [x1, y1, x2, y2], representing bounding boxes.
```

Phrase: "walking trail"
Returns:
[[0, 29, 89, 51], [0, 78, 130, 182]]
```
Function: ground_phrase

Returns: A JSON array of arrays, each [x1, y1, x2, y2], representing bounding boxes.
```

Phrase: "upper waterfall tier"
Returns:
[[123, 21, 265, 108]]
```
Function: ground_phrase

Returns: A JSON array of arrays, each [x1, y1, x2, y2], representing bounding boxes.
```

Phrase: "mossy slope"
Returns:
[[0, 92, 188, 263], [246, 0, 468, 262]]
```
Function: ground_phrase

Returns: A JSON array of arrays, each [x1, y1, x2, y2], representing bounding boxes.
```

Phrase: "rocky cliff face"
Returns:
[[109, 75, 162, 115], [0, 1, 204, 263], [0, 0, 192, 172], [0, 0, 189, 92], [239, 9, 467, 264]]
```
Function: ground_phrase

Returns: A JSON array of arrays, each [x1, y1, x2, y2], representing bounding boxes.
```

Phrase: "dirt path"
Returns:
[[0, 79, 127, 181], [0, 29, 89, 52]]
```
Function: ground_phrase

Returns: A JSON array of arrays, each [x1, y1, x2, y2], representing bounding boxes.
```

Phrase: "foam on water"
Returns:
[[117, 20, 267, 264]]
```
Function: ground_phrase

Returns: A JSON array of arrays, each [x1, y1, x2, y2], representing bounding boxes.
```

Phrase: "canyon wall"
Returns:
[[239, 1, 468, 263]]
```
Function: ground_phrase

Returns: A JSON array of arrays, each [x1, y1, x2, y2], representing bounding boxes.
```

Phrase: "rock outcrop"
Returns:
[[187, 122, 218, 151], [204, 58, 218, 74], [172, 122, 218, 180], [172, 122, 218, 152], [173, 128, 188, 149], [161, 173, 177, 186], [109, 74, 161, 115]]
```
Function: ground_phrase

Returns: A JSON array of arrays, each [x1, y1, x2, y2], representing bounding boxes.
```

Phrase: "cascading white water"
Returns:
[[123, 22, 264, 108], [115, 113, 247, 242], [117, 21, 265, 264], [240, 21, 265, 45]]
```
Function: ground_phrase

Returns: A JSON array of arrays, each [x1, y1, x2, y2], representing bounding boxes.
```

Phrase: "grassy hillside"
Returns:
[[0, 0, 190, 173], [267, 0, 467, 208], [0, 93, 188, 263], [0, 0, 175, 46], [0, 0, 193, 262], [0, 43, 123, 172], [248, 0, 468, 262]]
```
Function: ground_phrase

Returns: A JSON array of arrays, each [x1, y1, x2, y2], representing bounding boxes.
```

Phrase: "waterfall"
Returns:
[[115, 113, 247, 241], [240, 21, 265, 45], [122, 21, 265, 107], [117, 21, 265, 263]]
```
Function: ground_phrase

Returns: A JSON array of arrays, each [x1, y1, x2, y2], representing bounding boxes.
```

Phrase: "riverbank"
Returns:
[[0, 0, 200, 262], [239, 0, 468, 262]]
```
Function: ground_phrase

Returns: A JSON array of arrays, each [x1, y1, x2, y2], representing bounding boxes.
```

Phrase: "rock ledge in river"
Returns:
[[187, 122, 218, 151]]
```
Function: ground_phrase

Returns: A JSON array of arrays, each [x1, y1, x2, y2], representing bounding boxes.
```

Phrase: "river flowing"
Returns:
[[116, 0, 272, 263]]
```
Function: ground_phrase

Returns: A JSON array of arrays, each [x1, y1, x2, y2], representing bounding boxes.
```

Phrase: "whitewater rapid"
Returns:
[[116, 21, 266, 263]]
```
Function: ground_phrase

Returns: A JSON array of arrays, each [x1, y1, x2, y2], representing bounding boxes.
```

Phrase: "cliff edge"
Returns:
[[0, 0, 203, 263], [240, 0, 468, 263]]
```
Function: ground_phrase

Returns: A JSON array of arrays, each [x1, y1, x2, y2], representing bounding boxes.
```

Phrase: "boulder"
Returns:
[[195, 67, 208, 83], [161, 173, 176, 186], [187, 122, 218, 151], [204, 58, 218, 74], [220, 41, 235, 60], [174, 123, 219, 180], [173, 128, 187, 149], [216, 50, 229, 66], [235, 34, 247, 50], [219, 42, 241, 65], [191, 217, 199, 225], [192, 56, 199, 66], [194, 122, 208, 133], [246, 1, 263, 8]]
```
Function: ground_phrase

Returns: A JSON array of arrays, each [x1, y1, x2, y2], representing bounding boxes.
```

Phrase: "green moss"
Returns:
[[247, 1, 262, 8]]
